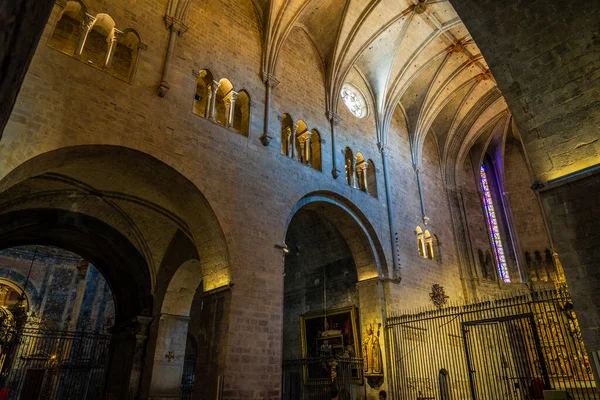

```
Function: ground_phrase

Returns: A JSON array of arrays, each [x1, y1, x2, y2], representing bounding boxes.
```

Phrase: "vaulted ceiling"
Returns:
[[255, 0, 511, 185]]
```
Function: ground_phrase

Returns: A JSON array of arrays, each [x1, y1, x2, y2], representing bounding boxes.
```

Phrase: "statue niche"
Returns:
[[363, 323, 383, 376]]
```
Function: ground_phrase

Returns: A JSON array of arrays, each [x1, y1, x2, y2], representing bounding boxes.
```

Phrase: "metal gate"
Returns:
[[1, 327, 111, 399], [387, 288, 597, 399], [282, 357, 364, 400]]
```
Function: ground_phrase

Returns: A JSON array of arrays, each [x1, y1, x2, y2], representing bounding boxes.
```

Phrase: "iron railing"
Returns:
[[387, 288, 597, 399], [1, 327, 111, 399], [282, 357, 364, 400]]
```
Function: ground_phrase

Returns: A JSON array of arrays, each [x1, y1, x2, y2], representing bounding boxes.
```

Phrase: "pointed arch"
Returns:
[[48, 0, 87, 55], [309, 129, 322, 172], [367, 159, 377, 197], [233, 90, 251, 136], [109, 28, 141, 82], [193, 69, 215, 118], [281, 113, 294, 156], [215, 78, 234, 127], [295, 120, 308, 163]]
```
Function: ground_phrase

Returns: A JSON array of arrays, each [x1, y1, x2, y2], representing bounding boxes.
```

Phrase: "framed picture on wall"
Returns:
[[300, 306, 362, 384]]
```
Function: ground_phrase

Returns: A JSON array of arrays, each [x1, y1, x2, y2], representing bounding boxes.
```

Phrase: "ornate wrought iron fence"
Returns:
[[1, 327, 111, 399], [180, 355, 196, 400], [386, 288, 597, 399], [282, 357, 364, 400]]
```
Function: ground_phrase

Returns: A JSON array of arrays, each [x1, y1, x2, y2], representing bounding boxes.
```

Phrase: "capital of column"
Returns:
[[224, 90, 238, 104], [377, 141, 390, 155], [164, 15, 189, 36], [82, 14, 96, 29], [412, 163, 421, 174], [327, 111, 341, 126], [262, 72, 279, 88], [111, 29, 123, 43], [209, 80, 221, 93]]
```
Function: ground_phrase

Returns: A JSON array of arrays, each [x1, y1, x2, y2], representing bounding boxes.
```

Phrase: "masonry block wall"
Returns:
[[0, 0, 585, 398]]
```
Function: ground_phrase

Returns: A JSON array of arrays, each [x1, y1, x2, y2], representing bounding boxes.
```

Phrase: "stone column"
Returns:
[[327, 111, 341, 179], [148, 314, 190, 399], [157, 17, 188, 97], [357, 161, 368, 192], [305, 130, 312, 167], [298, 137, 306, 163], [290, 123, 297, 159], [260, 72, 279, 146], [74, 14, 96, 59], [225, 91, 238, 128], [207, 80, 220, 121], [414, 165, 430, 225], [379, 142, 400, 278], [285, 127, 292, 157], [104, 29, 123, 70], [106, 315, 153, 399]]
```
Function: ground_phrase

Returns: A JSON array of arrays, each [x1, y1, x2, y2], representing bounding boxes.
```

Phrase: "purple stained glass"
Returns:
[[480, 164, 510, 282]]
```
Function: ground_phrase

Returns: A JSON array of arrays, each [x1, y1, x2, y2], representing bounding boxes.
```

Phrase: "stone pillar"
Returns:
[[104, 29, 123, 70], [260, 72, 279, 146], [305, 130, 312, 167], [414, 165, 430, 226], [157, 17, 188, 97], [327, 111, 341, 179], [285, 127, 292, 157], [106, 315, 153, 399], [74, 14, 96, 59], [357, 161, 368, 192], [207, 80, 220, 121], [290, 123, 297, 160], [379, 142, 400, 278], [148, 314, 190, 399], [68, 260, 90, 331], [224, 91, 238, 128]]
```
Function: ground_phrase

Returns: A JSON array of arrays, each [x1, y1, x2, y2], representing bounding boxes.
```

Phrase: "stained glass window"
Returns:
[[480, 163, 510, 282], [341, 85, 367, 118]]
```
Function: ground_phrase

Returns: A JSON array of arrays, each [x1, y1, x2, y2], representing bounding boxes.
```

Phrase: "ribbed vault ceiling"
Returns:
[[256, 0, 511, 184]]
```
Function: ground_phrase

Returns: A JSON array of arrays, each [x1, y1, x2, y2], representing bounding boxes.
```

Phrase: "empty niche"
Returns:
[[310, 129, 322, 171], [367, 159, 377, 197], [194, 69, 215, 118], [80, 13, 115, 68], [281, 113, 294, 156], [48, 0, 86, 55], [355, 153, 366, 192], [344, 147, 354, 187], [109, 29, 140, 82], [215, 78, 233, 127], [233, 90, 250, 136]]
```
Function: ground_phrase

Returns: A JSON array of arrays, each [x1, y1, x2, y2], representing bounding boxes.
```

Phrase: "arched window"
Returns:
[[424, 230, 434, 260], [193, 69, 215, 118], [215, 79, 233, 127], [355, 153, 367, 192], [344, 148, 354, 187], [295, 121, 308, 163], [281, 114, 294, 157], [367, 159, 377, 197], [480, 163, 510, 282], [48, 1, 86, 56], [233, 90, 251, 136], [310, 130, 322, 172], [81, 14, 115, 68], [108, 29, 140, 82], [415, 226, 425, 257]]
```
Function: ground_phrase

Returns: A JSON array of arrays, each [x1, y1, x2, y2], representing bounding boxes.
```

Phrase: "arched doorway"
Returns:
[[0, 145, 231, 399], [282, 193, 388, 399]]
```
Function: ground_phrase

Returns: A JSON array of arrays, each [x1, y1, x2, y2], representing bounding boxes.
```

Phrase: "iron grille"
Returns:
[[386, 288, 597, 399]]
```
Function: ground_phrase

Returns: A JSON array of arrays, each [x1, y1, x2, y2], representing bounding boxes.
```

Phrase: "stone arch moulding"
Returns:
[[0, 145, 233, 295], [285, 191, 389, 280]]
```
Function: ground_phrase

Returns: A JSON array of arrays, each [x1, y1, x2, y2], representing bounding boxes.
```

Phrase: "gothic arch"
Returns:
[[285, 191, 388, 280]]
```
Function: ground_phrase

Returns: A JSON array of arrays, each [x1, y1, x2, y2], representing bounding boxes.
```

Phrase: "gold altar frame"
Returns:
[[300, 306, 362, 384]]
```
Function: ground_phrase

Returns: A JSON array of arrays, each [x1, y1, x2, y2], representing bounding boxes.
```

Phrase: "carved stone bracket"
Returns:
[[164, 15, 189, 36]]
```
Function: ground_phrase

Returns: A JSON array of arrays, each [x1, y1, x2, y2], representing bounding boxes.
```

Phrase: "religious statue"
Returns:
[[363, 323, 383, 376]]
